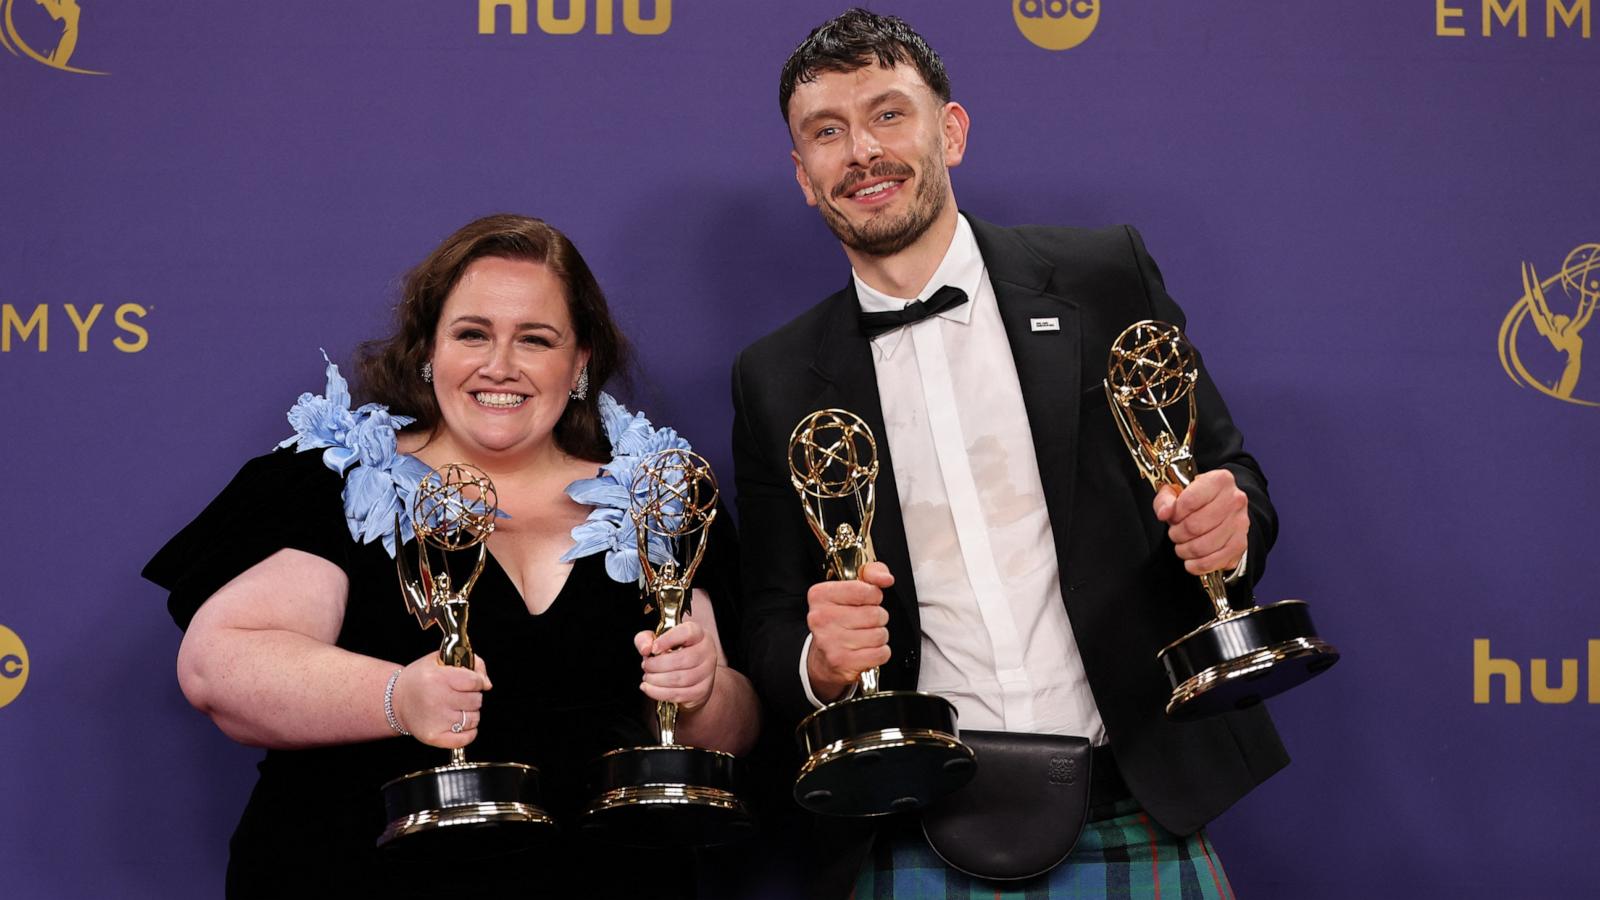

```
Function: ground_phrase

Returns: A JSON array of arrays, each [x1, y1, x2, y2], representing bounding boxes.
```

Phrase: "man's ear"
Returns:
[[941, 101, 971, 169], [792, 150, 820, 208]]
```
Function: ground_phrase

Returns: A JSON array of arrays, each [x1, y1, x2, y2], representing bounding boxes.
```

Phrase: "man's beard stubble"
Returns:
[[818, 150, 949, 259]]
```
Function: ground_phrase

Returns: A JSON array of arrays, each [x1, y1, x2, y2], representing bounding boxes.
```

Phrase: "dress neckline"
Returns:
[[478, 545, 589, 620], [394, 448, 601, 618]]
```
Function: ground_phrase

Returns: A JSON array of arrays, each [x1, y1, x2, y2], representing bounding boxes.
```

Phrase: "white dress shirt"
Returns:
[[801, 216, 1107, 743]]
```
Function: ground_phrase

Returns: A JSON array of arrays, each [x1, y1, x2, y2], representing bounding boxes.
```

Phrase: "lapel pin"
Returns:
[[1030, 317, 1060, 333]]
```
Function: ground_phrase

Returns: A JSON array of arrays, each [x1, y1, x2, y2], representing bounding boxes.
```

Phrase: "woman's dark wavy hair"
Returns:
[[356, 214, 629, 463], [778, 8, 951, 124]]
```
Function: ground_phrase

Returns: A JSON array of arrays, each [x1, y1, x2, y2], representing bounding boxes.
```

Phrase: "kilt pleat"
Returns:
[[850, 800, 1235, 900]]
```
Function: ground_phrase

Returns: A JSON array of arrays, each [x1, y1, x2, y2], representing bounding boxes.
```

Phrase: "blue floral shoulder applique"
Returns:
[[278, 352, 432, 558], [560, 393, 693, 585]]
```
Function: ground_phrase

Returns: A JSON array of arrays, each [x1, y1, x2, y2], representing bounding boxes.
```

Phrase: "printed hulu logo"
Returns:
[[1474, 639, 1600, 704], [478, 0, 670, 36]]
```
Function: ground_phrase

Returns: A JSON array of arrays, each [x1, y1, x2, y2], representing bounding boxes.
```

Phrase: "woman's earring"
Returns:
[[569, 365, 589, 401], [420, 362, 433, 384]]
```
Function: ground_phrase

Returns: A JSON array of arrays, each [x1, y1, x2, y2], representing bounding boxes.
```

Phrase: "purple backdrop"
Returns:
[[3, 2, 1597, 897]]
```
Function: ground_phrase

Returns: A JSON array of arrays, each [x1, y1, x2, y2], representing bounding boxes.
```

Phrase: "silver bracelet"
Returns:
[[383, 668, 409, 736]]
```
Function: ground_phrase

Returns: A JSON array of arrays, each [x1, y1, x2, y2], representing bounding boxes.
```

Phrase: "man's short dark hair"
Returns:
[[778, 8, 951, 123]]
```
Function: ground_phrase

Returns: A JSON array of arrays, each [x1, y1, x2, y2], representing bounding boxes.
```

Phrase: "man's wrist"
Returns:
[[1223, 548, 1249, 584], [800, 633, 858, 708]]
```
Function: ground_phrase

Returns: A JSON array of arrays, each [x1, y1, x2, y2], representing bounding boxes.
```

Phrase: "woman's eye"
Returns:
[[456, 329, 487, 342], [520, 334, 552, 347]]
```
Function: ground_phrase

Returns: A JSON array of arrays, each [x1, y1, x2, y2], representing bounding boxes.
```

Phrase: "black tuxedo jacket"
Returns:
[[730, 215, 1288, 892]]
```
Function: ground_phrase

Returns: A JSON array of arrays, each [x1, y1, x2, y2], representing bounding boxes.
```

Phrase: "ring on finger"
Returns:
[[451, 709, 468, 734]]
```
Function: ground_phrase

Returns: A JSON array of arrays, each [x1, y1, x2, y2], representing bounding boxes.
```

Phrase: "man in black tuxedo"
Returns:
[[731, 9, 1287, 898]]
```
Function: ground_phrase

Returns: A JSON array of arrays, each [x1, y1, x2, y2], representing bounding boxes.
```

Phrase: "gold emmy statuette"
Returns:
[[377, 464, 555, 850], [582, 449, 754, 847], [788, 410, 975, 817], [1104, 321, 1340, 720]]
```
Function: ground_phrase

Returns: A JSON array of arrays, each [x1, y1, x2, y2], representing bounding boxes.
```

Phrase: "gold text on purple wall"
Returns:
[[1, 303, 149, 353], [478, 0, 670, 36], [1436, 0, 1593, 37], [1475, 639, 1600, 703]]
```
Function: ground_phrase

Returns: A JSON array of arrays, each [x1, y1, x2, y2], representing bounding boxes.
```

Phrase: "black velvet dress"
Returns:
[[144, 447, 708, 898]]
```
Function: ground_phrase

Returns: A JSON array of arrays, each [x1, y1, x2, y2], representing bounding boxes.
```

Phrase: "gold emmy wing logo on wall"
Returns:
[[0, 626, 28, 710], [0, 0, 105, 74], [1498, 244, 1600, 407], [1014, 0, 1101, 51]]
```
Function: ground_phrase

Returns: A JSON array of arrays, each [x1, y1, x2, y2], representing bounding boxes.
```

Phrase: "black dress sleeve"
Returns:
[[142, 448, 354, 630]]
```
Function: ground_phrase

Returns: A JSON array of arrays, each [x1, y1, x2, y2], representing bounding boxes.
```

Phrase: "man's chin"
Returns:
[[831, 215, 936, 258], [848, 233, 920, 258], [821, 185, 946, 258]]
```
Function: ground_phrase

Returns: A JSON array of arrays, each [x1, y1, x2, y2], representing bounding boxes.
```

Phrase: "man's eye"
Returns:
[[816, 126, 840, 139]]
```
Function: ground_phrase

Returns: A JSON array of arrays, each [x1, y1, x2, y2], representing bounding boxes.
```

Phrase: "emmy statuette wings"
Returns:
[[787, 409, 976, 817], [377, 464, 555, 851], [1499, 245, 1600, 407], [581, 449, 754, 848], [1104, 320, 1340, 719]]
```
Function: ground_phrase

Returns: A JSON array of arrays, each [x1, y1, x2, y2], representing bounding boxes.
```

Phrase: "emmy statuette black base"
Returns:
[[378, 760, 555, 856], [581, 745, 754, 848], [795, 690, 975, 817], [1158, 599, 1340, 721]]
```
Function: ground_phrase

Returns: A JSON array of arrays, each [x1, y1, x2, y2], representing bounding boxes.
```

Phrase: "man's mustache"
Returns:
[[833, 161, 915, 200]]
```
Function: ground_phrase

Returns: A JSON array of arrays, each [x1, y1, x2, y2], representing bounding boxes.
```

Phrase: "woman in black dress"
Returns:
[[144, 214, 758, 898]]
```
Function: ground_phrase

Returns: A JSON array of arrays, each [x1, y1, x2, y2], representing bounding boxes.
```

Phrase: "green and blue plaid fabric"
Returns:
[[851, 801, 1235, 899]]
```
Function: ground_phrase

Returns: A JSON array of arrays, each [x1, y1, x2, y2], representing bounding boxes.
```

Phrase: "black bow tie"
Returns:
[[858, 285, 969, 338]]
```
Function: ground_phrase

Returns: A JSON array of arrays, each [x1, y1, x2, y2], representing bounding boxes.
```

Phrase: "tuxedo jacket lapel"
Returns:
[[969, 217, 1084, 577]]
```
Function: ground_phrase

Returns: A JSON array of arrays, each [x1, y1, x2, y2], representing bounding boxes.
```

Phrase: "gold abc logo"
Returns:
[[0, 625, 28, 710], [0, 0, 106, 75], [1498, 244, 1600, 407], [1014, 0, 1101, 51], [478, 0, 671, 36]]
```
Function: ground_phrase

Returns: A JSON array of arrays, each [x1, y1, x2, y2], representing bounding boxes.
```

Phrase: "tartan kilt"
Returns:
[[850, 801, 1235, 900]]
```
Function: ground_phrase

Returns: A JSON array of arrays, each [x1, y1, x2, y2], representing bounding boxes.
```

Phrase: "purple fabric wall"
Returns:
[[2, 2, 1596, 896]]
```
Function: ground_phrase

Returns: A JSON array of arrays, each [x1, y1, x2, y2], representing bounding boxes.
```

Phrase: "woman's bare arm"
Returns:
[[175, 548, 488, 750]]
